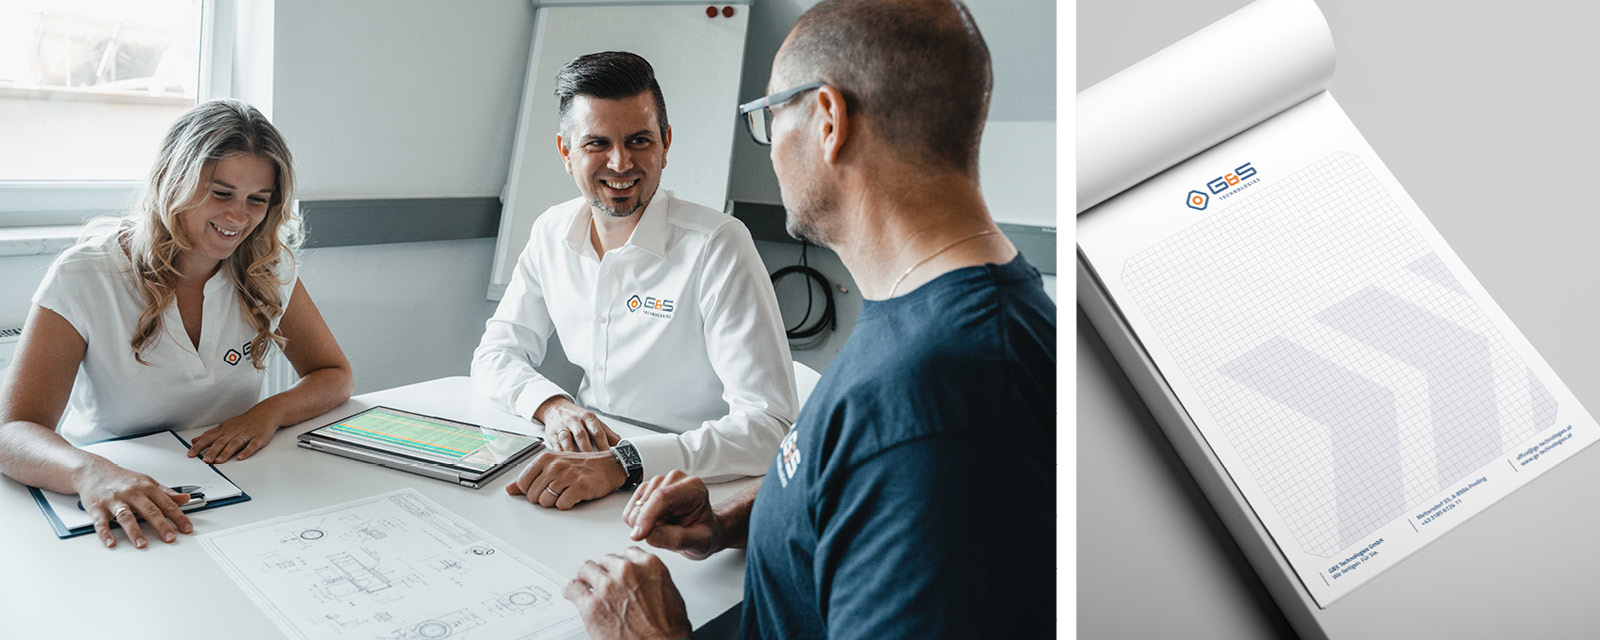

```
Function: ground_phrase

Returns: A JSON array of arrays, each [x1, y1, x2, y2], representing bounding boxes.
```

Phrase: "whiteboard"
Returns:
[[489, 3, 750, 300]]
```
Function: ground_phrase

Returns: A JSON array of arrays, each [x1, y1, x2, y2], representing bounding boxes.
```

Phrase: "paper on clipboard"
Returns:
[[30, 431, 247, 537], [1077, 0, 1599, 607]]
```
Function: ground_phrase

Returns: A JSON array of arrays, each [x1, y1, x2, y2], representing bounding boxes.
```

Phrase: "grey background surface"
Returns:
[[1078, 1, 1600, 638]]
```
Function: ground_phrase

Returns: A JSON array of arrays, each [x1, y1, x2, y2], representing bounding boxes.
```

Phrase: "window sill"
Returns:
[[0, 226, 81, 258]]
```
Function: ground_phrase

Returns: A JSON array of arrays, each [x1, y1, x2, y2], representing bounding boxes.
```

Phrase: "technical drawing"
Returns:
[[484, 586, 555, 618], [394, 608, 487, 639], [260, 551, 304, 573], [201, 489, 582, 639]]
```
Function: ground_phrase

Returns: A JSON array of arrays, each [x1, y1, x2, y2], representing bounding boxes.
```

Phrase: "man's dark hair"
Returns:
[[554, 51, 670, 143], [781, 0, 992, 173]]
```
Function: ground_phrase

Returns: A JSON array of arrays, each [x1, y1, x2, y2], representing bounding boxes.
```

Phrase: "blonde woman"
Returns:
[[0, 99, 353, 550]]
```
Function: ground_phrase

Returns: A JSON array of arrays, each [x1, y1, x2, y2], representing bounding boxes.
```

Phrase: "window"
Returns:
[[0, 0, 224, 225]]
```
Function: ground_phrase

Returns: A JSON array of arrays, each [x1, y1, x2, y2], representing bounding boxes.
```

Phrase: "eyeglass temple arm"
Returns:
[[738, 82, 827, 115]]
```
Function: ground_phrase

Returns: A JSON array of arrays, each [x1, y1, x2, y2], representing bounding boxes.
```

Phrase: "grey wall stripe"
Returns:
[[298, 197, 1057, 274], [297, 198, 502, 248]]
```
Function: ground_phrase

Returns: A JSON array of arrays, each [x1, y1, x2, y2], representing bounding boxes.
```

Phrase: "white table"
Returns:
[[0, 377, 754, 639]]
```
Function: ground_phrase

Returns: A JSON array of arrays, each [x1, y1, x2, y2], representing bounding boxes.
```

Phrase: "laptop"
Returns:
[[298, 406, 544, 489]]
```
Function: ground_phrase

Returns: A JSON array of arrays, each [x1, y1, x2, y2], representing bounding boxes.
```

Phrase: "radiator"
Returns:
[[0, 327, 19, 373], [261, 347, 298, 398]]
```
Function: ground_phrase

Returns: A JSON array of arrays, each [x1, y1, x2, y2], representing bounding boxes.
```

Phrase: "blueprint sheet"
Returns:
[[1078, 92, 1600, 606], [200, 489, 583, 640]]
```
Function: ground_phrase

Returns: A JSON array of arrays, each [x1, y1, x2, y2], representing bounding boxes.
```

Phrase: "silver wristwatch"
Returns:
[[612, 441, 644, 490]]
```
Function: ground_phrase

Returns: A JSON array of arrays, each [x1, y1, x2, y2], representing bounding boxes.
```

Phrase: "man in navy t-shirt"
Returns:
[[559, 1, 1056, 638], [737, 254, 1056, 638]]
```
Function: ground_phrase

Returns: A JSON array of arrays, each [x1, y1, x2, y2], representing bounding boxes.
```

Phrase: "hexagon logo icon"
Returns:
[[626, 295, 642, 312], [1186, 190, 1209, 210]]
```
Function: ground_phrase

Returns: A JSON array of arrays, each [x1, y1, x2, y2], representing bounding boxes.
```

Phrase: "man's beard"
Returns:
[[780, 143, 838, 247], [784, 203, 829, 246], [591, 191, 649, 218]]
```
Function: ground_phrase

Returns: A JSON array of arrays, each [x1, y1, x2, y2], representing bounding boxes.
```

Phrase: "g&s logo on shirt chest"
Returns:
[[776, 428, 801, 488], [625, 293, 675, 320], [223, 340, 254, 366]]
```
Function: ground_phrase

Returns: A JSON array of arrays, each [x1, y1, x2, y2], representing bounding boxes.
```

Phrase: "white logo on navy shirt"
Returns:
[[776, 428, 801, 487]]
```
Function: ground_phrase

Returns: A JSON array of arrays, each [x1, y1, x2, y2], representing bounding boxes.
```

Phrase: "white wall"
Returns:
[[265, 0, 534, 393], [294, 239, 576, 395], [273, 0, 533, 199], [980, 120, 1058, 228]]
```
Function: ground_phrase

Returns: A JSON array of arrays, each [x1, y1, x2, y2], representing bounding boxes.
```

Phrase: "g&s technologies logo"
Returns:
[[1186, 162, 1259, 210], [223, 340, 253, 366], [775, 428, 801, 488], [625, 293, 675, 320]]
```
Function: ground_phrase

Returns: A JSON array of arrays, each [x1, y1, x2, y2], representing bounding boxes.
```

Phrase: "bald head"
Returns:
[[776, 0, 992, 174]]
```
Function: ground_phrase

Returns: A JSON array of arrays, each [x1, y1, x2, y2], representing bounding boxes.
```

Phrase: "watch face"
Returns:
[[614, 444, 644, 488]]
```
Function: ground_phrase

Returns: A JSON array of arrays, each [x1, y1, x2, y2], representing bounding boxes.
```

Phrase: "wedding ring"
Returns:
[[112, 505, 132, 519], [545, 486, 562, 497]]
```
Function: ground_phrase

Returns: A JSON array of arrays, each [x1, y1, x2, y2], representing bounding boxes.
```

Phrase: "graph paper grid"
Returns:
[[1121, 152, 1554, 557]]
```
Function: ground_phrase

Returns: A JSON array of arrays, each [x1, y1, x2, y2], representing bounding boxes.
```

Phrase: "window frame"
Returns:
[[0, 0, 237, 229]]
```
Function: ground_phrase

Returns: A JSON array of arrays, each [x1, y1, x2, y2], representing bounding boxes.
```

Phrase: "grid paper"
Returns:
[[1121, 153, 1553, 557]]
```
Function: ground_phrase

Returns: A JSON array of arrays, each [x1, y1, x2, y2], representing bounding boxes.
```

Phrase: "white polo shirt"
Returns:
[[32, 231, 296, 445], [472, 190, 797, 482]]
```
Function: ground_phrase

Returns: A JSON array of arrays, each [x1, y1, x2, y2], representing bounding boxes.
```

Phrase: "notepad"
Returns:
[[30, 431, 249, 538], [1077, 0, 1598, 608]]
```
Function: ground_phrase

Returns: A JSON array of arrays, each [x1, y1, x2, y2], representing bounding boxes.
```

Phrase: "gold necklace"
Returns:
[[887, 229, 999, 297]]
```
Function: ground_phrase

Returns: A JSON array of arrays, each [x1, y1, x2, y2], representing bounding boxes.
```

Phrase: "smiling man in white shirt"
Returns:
[[472, 51, 798, 510]]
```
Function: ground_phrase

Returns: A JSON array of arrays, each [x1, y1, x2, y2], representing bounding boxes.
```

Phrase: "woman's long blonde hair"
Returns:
[[122, 99, 302, 368]]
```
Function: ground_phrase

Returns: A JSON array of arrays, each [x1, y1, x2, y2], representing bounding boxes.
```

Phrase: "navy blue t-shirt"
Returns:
[[740, 254, 1056, 639]]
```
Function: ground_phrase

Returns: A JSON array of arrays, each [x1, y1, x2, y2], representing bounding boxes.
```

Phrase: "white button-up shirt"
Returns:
[[472, 190, 797, 482]]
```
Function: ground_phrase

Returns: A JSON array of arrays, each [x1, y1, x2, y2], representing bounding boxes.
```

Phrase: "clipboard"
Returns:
[[29, 431, 251, 539]]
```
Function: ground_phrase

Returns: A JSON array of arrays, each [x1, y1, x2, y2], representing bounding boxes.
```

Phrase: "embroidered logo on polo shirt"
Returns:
[[223, 341, 254, 366], [625, 293, 675, 320], [776, 428, 801, 488]]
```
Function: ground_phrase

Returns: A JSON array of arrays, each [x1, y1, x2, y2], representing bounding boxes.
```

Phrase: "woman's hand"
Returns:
[[72, 459, 193, 549], [187, 407, 280, 463]]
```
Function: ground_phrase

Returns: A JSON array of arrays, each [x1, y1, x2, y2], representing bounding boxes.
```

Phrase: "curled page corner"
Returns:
[[1077, 0, 1335, 214]]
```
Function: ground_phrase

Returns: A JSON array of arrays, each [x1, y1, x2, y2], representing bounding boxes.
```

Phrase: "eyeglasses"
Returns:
[[737, 82, 827, 146]]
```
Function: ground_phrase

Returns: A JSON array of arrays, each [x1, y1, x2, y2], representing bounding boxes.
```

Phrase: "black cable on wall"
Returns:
[[770, 240, 835, 348]]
